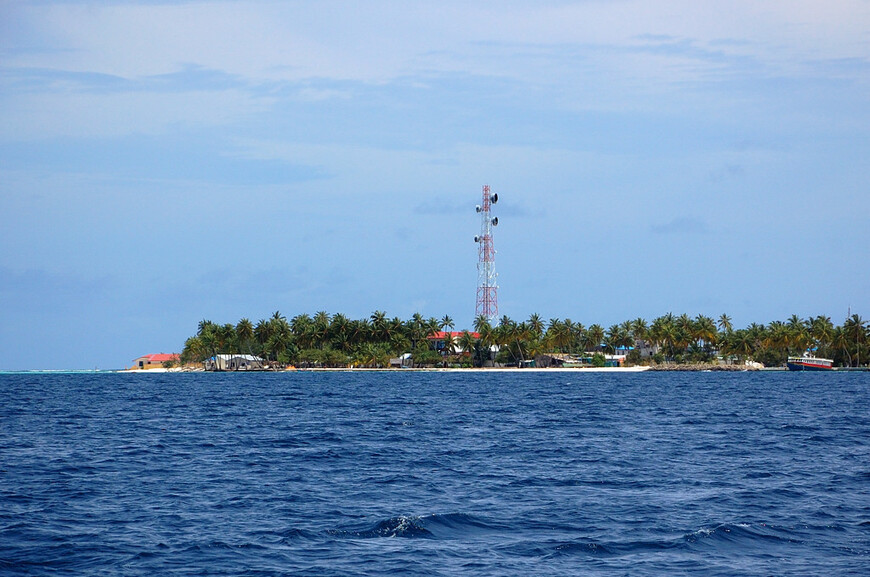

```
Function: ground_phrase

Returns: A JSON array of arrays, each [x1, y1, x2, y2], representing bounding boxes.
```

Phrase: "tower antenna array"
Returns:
[[474, 185, 499, 323]]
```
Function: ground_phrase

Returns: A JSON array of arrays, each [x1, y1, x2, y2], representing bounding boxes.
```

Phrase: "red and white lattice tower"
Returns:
[[474, 185, 499, 323]]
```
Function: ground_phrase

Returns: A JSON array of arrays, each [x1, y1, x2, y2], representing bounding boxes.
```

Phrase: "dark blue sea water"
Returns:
[[1, 371, 868, 576]]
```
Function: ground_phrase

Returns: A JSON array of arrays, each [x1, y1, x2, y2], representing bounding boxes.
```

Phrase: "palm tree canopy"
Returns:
[[182, 309, 869, 369]]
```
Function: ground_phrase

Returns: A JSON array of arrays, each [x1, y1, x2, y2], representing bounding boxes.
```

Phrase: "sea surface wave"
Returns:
[[1, 371, 868, 575]]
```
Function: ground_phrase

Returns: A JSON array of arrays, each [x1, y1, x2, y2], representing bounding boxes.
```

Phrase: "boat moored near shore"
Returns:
[[787, 355, 834, 371]]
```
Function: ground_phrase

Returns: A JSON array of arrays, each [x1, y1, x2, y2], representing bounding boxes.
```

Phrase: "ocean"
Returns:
[[1, 370, 868, 576]]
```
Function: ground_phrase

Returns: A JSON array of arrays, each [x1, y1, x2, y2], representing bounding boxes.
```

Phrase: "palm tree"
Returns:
[[441, 331, 457, 358], [199, 331, 219, 364], [746, 323, 767, 357], [216, 323, 237, 353], [291, 314, 314, 349], [405, 313, 429, 353], [694, 314, 718, 351], [514, 321, 533, 365], [631, 317, 649, 343], [527, 313, 545, 339], [474, 314, 492, 334], [650, 316, 677, 361], [329, 313, 350, 349], [387, 316, 406, 349], [458, 331, 477, 359], [476, 321, 497, 365], [389, 332, 411, 357], [198, 319, 217, 337], [425, 317, 442, 338], [290, 313, 311, 333], [832, 325, 852, 367], [254, 318, 272, 351], [496, 315, 515, 353], [181, 335, 209, 364], [370, 310, 387, 328], [810, 315, 834, 356], [236, 318, 255, 355], [573, 323, 588, 353], [843, 314, 868, 367], [348, 318, 372, 348], [366, 310, 386, 343], [563, 319, 578, 353], [545, 320, 568, 352], [543, 318, 560, 352], [717, 314, 733, 334], [267, 318, 293, 363], [765, 321, 789, 364], [784, 314, 810, 355], [353, 342, 391, 368], [648, 316, 666, 351], [312, 311, 331, 349], [786, 314, 805, 332], [604, 325, 622, 354], [677, 313, 693, 348], [723, 329, 753, 363], [271, 310, 286, 324], [586, 324, 605, 354], [332, 331, 352, 353], [495, 316, 527, 365]]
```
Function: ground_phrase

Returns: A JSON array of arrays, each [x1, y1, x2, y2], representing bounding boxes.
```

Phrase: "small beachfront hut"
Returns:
[[132, 353, 180, 369]]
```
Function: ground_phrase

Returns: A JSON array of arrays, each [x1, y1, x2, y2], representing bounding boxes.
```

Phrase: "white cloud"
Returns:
[[0, 87, 272, 140], [2, 0, 866, 141], [4, 0, 868, 85]]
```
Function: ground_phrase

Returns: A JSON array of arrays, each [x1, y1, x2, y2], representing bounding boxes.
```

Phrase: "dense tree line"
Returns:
[[180, 311, 869, 368]]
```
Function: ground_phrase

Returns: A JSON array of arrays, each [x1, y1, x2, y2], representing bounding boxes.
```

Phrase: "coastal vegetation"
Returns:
[[179, 311, 869, 369]]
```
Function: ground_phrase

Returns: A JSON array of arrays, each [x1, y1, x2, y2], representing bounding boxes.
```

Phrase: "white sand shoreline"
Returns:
[[122, 366, 651, 373]]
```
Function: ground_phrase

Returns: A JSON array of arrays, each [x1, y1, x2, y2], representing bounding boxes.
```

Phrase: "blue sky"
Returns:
[[1, 0, 868, 370]]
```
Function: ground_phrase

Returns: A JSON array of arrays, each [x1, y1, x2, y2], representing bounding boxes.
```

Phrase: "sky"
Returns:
[[1, 0, 868, 370]]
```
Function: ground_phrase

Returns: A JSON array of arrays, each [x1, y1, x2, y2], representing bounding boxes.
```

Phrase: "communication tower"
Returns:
[[474, 185, 499, 323]]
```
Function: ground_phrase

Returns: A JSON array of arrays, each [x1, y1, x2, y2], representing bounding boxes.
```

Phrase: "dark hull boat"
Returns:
[[787, 356, 834, 371]]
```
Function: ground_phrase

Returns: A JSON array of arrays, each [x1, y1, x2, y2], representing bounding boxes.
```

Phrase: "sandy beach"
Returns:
[[123, 366, 651, 373]]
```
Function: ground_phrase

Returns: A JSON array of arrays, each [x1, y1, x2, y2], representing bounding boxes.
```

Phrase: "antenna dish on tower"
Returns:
[[475, 205, 481, 213], [491, 193, 498, 204], [474, 236, 480, 242], [492, 217, 499, 226]]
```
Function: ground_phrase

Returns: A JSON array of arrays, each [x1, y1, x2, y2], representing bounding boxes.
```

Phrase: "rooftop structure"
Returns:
[[132, 353, 180, 369]]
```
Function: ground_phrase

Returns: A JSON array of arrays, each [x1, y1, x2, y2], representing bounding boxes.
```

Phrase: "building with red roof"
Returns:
[[427, 331, 481, 340], [426, 331, 481, 354], [132, 353, 180, 369]]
